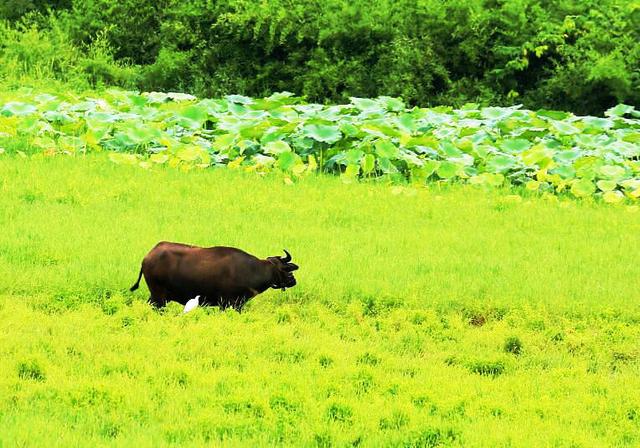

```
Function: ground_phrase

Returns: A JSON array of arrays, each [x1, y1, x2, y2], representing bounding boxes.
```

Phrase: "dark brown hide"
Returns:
[[129, 242, 299, 310]]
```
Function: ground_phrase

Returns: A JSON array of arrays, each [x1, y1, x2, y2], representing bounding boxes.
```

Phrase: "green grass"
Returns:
[[1, 155, 639, 447]]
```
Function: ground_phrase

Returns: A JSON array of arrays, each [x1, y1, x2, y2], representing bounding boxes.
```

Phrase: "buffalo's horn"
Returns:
[[281, 249, 292, 263]]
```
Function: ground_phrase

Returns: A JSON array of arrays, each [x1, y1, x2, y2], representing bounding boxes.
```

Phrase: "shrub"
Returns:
[[0, 0, 71, 22], [17, 359, 46, 381], [326, 402, 353, 423], [504, 336, 523, 355], [468, 359, 506, 377], [0, 12, 139, 89]]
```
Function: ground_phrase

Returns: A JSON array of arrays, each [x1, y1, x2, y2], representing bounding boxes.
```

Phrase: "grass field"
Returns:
[[1, 155, 639, 447]]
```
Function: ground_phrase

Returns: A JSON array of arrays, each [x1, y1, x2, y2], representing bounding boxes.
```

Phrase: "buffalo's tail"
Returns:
[[130, 267, 143, 292]]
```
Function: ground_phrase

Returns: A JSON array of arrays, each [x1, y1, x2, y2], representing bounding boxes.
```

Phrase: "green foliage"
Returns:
[[1, 89, 639, 202], [0, 17, 81, 84], [326, 403, 353, 423], [0, 16, 137, 90], [503, 336, 523, 355], [1, 0, 639, 114], [16, 359, 46, 381], [0, 0, 71, 22], [66, 0, 165, 64], [468, 359, 507, 377]]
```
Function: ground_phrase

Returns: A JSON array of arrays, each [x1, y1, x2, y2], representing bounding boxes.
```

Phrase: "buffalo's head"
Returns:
[[267, 249, 299, 291]]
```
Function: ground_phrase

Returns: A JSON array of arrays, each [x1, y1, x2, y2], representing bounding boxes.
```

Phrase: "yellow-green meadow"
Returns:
[[1, 156, 639, 446]]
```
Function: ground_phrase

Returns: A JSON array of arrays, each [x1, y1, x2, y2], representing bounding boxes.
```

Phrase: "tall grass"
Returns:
[[0, 156, 639, 446], [1, 155, 638, 309], [0, 19, 136, 91]]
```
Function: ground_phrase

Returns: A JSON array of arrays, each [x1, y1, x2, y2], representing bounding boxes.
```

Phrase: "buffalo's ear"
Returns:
[[285, 263, 299, 272]]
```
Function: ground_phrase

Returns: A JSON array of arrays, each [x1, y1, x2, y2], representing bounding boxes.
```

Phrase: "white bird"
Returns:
[[183, 295, 200, 314]]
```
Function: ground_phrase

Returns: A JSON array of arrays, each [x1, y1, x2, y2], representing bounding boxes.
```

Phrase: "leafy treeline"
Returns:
[[1, 0, 639, 115]]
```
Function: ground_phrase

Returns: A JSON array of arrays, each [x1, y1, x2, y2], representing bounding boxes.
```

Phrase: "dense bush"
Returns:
[[0, 0, 71, 22], [1, 0, 638, 114], [0, 19, 138, 90]]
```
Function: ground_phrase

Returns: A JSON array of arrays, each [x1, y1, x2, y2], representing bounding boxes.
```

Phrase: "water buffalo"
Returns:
[[129, 242, 299, 310]]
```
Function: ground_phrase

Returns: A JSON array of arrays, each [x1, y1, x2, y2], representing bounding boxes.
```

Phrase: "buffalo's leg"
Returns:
[[232, 296, 248, 313], [147, 282, 169, 308], [148, 297, 167, 308]]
